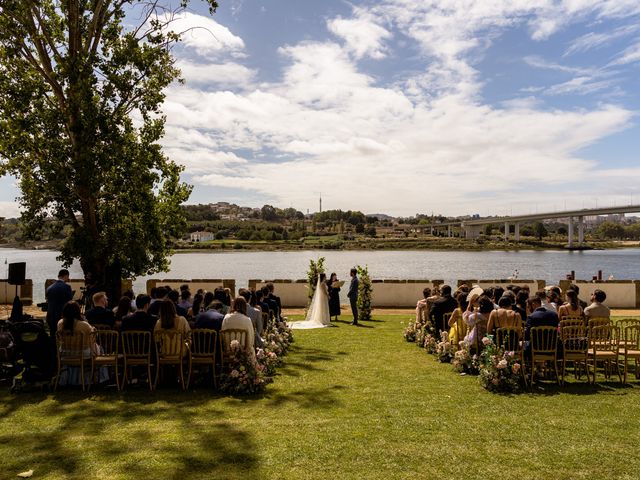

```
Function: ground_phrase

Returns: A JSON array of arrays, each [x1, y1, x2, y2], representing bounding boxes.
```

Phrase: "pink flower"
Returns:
[[230, 369, 240, 378], [512, 363, 521, 373], [497, 359, 508, 369], [482, 337, 492, 346]]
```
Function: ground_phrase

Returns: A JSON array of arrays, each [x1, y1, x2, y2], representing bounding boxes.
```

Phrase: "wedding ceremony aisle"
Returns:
[[1, 314, 639, 479]]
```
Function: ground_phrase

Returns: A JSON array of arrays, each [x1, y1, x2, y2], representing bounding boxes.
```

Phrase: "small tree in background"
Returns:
[[533, 222, 548, 240], [356, 265, 372, 321], [306, 257, 325, 308]]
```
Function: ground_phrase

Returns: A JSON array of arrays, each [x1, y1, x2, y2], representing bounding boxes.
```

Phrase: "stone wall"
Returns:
[[371, 280, 444, 307], [458, 279, 546, 293], [249, 280, 309, 307], [0, 279, 33, 305]]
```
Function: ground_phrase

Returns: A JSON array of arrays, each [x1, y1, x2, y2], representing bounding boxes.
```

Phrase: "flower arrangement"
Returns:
[[220, 340, 272, 394], [403, 320, 418, 342], [423, 333, 437, 354], [435, 331, 454, 363], [478, 336, 522, 393], [452, 341, 480, 374]]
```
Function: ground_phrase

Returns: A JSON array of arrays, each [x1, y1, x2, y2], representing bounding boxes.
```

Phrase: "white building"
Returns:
[[190, 231, 215, 242]]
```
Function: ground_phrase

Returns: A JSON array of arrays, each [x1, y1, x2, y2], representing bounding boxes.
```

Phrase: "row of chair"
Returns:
[[494, 321, 640, 387], [54, 328, 249, 392]]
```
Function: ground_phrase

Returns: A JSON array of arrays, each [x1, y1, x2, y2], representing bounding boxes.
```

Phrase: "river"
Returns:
[[1, 248, 639, 303]]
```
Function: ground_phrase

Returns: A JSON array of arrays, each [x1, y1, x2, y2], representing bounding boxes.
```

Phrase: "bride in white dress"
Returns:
[[290, 273, 331, 329]]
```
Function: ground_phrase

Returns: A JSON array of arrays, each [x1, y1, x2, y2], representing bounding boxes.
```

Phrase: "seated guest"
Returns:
[[524, 296, 559, 342], [194, 300, 225, 331], [57, 301, 98, 353], [447, 292, 469, 346], [178, 289, 192, 311], [266, 283, 282, 320], [148, 287, 168, 316], [514, 290, 529, 320], [255, 289, 270, 320], [85, 292, 115, 328], [154, 299, 191, 350], [584, 289, 610, 320], [429, 285, 458, 336], [213, 288, 230, 315], [239, 288, 264, 347], [567, 285, 588, 309], [463, 295, 493, 350], [415, 287, 432, 323], [113, 296, 134, 330], [261, 285, 278, 320], [221, 297, 256, 363], [535, 289, 557, 313], [558, 289, 583, 321], [167, 289, 189, 318], [187, 293, 205, 321], [121, 294, 157, 334], [492, 287, 505, 308], [487, 295, 522, 336], [122, 289, 137, 311]]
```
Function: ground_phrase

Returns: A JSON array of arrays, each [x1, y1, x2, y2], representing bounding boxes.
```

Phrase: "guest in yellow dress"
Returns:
[[447, 292, 469, 347]]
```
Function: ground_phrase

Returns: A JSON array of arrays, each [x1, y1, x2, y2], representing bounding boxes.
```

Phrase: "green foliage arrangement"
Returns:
[[356, 265, 372, 321], [306, 257, 325, 307]]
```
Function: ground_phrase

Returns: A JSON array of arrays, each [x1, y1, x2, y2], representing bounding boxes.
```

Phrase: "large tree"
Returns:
[[0, 0, 217, 299]]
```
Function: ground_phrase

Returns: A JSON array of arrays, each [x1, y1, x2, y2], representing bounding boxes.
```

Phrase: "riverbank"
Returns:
[[4, 236, 637, 253]]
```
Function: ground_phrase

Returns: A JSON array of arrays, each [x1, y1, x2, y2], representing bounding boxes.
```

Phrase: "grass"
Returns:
[[1, 314, 640, 479]]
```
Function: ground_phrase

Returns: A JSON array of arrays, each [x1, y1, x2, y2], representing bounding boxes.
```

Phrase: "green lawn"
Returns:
[[1, 315, 639, 480]]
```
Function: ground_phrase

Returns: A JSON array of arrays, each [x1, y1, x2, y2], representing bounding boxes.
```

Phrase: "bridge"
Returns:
[[429, 205, 640, 247]]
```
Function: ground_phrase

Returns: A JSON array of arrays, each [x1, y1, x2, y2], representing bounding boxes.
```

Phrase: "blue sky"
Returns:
[[1, 0, 640, 218]]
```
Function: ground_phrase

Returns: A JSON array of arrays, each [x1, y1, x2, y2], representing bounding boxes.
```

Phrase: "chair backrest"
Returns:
[[191, 329, 217, 356], [220, 328, 247, 354], [561, 325, 588, 353], [589, 325, 618, 352], [496, 327, 522, 352], [618, 318, 640, 330], [560, 317, 585, 329], [56, 330, 91, 358], [92, 323, 112, 331], [95, 330, 119, 356], [530, 326, 558, 354], [121, 331, 152, 358], [154, 330, 186, 358], [588, 317, 612, 329], [623, 325, 640, 350], [442, 312, 452, 331]]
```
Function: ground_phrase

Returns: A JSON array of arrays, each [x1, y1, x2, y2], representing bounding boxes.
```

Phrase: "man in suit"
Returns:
[[121, 294, 157, 334], [429, 285, 458, 336], [348, 268, 359, 325], [46, 269, 73, 336], [85, 291, 116, 328]]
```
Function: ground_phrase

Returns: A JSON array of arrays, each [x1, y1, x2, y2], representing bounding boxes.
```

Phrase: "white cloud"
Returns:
[[176, 60, 256, 88], [0, 201, 20, 218], [610, 39, 640, 65], [156, 12, 245, 58], [564, 24, 640, 56], [328, 8, 391, 59], [158, 3, 637, 216]]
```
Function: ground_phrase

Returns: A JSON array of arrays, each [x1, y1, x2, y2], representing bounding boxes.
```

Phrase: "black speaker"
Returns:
[[8, 262, 26, 286]]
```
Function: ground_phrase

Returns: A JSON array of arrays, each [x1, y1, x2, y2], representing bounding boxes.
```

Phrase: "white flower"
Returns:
[[482, 336, 492, 346], [497, 359, 508, 369]]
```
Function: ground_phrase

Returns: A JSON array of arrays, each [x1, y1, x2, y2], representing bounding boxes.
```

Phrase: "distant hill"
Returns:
[[367, 213, 395, 221]]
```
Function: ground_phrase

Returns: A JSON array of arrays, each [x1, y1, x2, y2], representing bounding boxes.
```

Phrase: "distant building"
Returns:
[[190, 231, 215, 242]]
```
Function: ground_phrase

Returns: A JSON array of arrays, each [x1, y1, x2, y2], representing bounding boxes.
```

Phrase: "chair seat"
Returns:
[[94, 354, 123, 363], [588, 349, 617, 357], [623, 349, 640, 357]]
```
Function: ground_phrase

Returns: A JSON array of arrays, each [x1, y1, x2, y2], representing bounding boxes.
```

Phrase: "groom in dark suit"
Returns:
[[348, 268, 359, 325]]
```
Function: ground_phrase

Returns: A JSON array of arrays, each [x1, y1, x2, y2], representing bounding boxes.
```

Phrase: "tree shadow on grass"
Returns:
[[523, 380, 634, 396], [0, 390, 260, 479], [265, 384, 347, 409]]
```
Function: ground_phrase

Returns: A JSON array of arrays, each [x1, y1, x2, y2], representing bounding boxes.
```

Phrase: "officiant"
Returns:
[[327, 273, 342, 321]]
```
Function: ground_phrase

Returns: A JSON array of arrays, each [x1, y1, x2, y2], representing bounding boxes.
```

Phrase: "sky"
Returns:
[[1, 0, 640, 218]]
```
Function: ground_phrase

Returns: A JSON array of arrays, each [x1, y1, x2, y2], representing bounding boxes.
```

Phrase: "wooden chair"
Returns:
[[588, 325, 621, 383], [621, 325, 640, 384], [154, 330, 191, 390], [220, 328, 248, 370], [617, 319, 640, 349], [496, 326, 527, 387], [121, 331, 154, 391], [530, 326, 559, 385], [54, 331, 93, 392], [559, 317, 585, 329], [190, 329, 218, 388], [92, 329, 121, 390], [560, 325, 589, 385], [588, 317, 612, 329], [92, 323, 112, 331]]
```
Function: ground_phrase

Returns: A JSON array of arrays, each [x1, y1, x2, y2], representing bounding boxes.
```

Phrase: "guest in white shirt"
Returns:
[[221, 297, 256, 362]]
